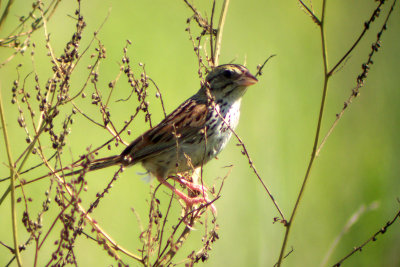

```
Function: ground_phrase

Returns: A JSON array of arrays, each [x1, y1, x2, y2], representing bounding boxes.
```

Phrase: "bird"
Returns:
[[58, 64, 258, 207]]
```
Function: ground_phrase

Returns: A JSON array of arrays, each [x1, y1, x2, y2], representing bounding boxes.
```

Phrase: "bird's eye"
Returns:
[[222, 69, 234, 79]]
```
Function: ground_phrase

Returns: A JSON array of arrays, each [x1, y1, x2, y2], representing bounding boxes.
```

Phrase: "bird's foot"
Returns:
[[178, 193, 218, 216], [162, 176, 217, 216], [172, 176, 217, 215]]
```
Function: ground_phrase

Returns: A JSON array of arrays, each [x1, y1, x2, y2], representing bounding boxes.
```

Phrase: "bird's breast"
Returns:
[[201, 99, 242, 160]]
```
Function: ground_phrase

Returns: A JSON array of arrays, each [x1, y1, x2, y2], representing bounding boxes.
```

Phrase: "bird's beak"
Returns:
[[237, 71, 258, 86]]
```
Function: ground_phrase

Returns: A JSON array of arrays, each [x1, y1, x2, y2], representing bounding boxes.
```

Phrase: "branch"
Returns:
[[332, 207, 400, 266], [0, 84, 22, 266]]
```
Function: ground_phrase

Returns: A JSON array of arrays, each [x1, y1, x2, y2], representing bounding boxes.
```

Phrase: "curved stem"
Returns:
[[214, 0, 229, 66], [0, 85, 22, 266], [276, 0, 329, 265], [0, 0, 14, 31], [328, 1, 386, 76]]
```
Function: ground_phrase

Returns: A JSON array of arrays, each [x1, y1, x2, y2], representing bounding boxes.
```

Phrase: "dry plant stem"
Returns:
[[0, 87, 22, 266], [69, 9, 111, 76], [143, 184, 163, 266], [105, 64, 122, 107], [278, 0, 396, 264], [211, 103, 285, 221], [38, 2, 63, 79], [32, 144, 138, 262], [40, 159, 141, 262], [0, 0, 14, 30], [9, 0, 65, 173], [320, 202, 379, 266], [317, 0, 397, 156], [332, 208, 400, 266], [148, 78, 167, 117], [299, 0, 321, 25], [10, 79, 142, 187], [0, 0, 59, 46], [156, 225, 192, 266], [155, 199, 218, 267], [157, 189, 175, 258], [0, 70, 55, 205], [0, 68, 61, 203], [0, 152, 54, 183], [0, 47, 23, 68], [213, 0, 229, 66], [277, 1, 328, 265], [273, 247, 294, 267], [68, 43, 103, 101], [92, 81, 126, 144], [327, 0, 386, 76], [255, 55, 276, 77], [71, 102, 104, 127], [10, 109, 140, 189], [209, 0, 216, 64], [38, 207, 69, 250]]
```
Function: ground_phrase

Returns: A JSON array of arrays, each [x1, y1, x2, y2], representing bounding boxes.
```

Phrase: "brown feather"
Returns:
[[120, 98, 208, 165]]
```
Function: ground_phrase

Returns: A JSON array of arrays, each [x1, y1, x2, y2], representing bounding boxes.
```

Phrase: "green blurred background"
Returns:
[[1, 0, 399, 266]]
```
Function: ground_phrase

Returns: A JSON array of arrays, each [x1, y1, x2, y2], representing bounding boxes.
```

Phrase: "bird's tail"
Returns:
[[58, 155, 122, 178], [17, 155, 123, 187], [0, 155, 124, 206], [87, 155, 122, 172]]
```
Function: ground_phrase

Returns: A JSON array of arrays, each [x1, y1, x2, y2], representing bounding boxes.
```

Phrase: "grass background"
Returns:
[[0, 0, 399, 266]]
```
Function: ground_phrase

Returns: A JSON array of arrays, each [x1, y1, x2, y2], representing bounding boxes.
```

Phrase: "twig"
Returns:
[[148, 77, 167, 118], [277, 1, 397, 265], [277, 0, 328, 265], [40, 157, 142, 262], [332, 207, 400, 267], [155, 197, 220, 266], [214, 0, 229, 66], [0, 152, 57, 183], [0, 0, 15, 31], [255, 55, 276, 77], [209, 0, 216, 64], [298, 0, 321, 25], [320, 202, 379, 266], [328, 1, 386, 76], [316, 0, 397, 157], [37, 1, 63, 79], [211, 101, 285, 222], [0, 84, 22, 266]]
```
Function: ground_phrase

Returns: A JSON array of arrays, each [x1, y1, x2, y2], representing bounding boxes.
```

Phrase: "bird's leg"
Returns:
[[156, 176, 217, 215], [165, 175, 218, 215], [156, 176, 207, 205], [170, 175, 209, 196]]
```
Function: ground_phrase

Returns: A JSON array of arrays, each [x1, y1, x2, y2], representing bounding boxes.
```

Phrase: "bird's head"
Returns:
[[203, 64, 258, 101]]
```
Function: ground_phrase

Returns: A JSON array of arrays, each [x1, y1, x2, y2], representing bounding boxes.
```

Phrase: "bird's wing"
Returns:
[[120, 98, 209, 163]]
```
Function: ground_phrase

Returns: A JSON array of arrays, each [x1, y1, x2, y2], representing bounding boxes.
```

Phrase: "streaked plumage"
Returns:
[[86, 64, 258, 206]]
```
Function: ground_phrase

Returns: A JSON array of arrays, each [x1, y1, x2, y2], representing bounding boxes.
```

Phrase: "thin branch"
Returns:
[[328, 1, 386, 76], [37, 2, 63, 79], [332, 207, 400, 267], [320, 202, 379, 266], [148, 77, 167, 118], [209, 0, 216, 64], [211, 100, 285, 222], [0, 0, 15, 31], [317, 0, 397, 156], [0, 85, 22, 266], [277, 0, 328, 265], [255, 55, 276, 77], [298, 0, 321, 25], [0, 152, 57, 183], [155, 197, 220, 266], [214, 0, 229, 66], [39, 157, 142, 262], [277, 1, 397, 265]]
